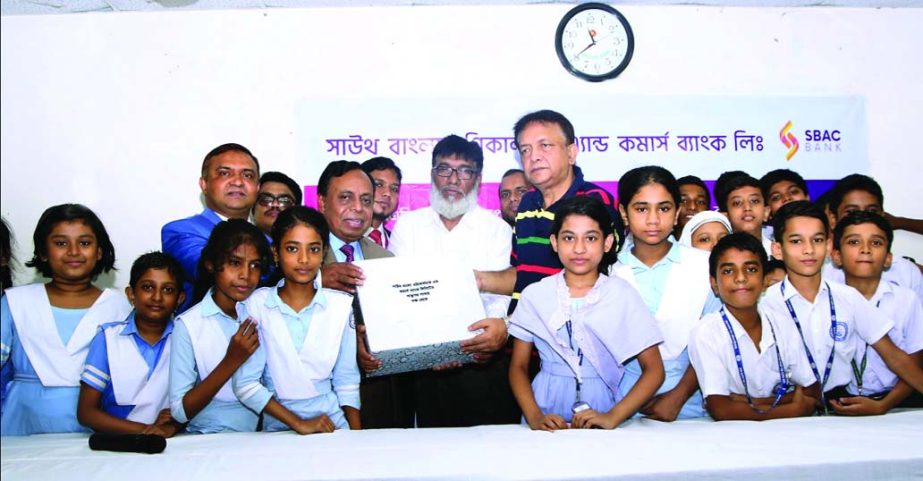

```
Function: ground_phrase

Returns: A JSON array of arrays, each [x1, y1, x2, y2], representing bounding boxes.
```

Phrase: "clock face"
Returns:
[[555, 3, 634, 82]]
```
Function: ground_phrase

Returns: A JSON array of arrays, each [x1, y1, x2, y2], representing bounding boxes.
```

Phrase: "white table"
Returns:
[[3, 410, 922, 481]]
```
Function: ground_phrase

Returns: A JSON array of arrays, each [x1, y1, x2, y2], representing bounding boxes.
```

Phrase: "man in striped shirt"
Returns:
[[476, 110, 623, 312]]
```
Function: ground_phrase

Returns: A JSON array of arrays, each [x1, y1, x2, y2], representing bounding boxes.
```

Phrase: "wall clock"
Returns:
[[555, 3, 635, 82]]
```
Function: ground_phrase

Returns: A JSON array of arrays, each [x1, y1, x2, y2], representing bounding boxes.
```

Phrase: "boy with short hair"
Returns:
[[77, 252, 186, 436], [689, 233, 819, 420], [829, 211, 923, 414], [823, 174, 923, 302], [762, 201, 923, 411], [715, 171, 772, 256], [760, 169, 809, 221], [674, 175, 711, 239]]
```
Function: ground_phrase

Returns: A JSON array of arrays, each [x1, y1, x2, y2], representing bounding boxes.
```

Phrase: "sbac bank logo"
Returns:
[[779, 120, 843, 161], [779, 121, 799, 161]]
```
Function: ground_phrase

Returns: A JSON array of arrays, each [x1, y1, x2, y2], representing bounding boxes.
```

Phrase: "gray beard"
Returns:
[[429, 181, 479, 220]]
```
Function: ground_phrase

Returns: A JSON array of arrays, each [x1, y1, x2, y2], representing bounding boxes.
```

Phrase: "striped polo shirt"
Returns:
[[509, 165, 623, 312]]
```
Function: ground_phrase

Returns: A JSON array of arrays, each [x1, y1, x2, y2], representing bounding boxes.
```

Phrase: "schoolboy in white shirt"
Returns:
[[829, 211, 923, 414], [762, 201, 923, 412], [822, 174, 923, 302], [690, 233, 818, 420]]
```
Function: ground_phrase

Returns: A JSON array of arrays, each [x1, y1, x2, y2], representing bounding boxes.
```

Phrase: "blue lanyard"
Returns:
[[781, 280, 837, 407], [719, 308, 789, 413], [565, 319, 584, 401]]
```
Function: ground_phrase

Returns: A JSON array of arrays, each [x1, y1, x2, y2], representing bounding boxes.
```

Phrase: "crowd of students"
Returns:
[[1, 134, 921, 439]]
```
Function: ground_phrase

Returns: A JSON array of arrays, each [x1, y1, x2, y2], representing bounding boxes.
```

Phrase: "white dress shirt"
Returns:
[[390, 205, 512, 317]]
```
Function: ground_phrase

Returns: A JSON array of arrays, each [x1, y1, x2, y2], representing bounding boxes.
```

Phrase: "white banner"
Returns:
[[296, 95, 866, 185]]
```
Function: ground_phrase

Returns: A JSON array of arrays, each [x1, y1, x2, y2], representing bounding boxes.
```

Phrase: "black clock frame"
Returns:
[[554, 2, 635, 82]]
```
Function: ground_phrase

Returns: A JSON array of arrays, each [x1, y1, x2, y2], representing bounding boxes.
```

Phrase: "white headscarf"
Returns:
[[678, 211, 732, 247]]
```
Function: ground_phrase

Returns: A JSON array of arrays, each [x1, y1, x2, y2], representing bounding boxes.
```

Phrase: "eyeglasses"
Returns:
[[257, 193, 296, 208], [432, 165, 480, 181]]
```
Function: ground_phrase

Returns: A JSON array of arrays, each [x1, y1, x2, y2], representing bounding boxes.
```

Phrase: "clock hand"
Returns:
[[575, 41, 596, 58]]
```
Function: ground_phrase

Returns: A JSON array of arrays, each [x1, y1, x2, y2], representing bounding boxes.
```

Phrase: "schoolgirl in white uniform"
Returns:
[[510, 196, 664, 430], [233, 207, 360, 433], [168, 219, 273, 434], [612, 166, 721, 421], [0, 204, 131, 435]]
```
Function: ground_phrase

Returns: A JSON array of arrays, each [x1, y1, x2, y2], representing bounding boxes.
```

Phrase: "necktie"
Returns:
[[369, 229, 384, 247], [340, 244, 355, 263]]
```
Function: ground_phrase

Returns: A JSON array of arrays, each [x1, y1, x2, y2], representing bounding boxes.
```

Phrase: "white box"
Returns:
[[353, 256, 485, 376]]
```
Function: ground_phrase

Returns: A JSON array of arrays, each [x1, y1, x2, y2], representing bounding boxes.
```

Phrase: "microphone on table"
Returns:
[[88, 433, 167, 454]]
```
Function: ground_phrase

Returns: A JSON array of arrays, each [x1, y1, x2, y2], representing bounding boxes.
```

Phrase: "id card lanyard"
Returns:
[[565, 319, 589, 413], [781, 280, 837, 409], [850, 300, 880, 396], [719, 308, 789, 413]]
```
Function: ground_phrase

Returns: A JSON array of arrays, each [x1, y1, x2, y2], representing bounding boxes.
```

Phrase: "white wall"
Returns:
[[2, 5, 921, 287]]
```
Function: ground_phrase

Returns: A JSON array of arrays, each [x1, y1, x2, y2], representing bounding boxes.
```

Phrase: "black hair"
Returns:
[[192, 219, 273, 305], [759, 169, 807, 204], [833, 210, 893, 251], [26, 204, 116, 279], [813, 189, 832, 213], [129, 251, 186, 290], [550, 196, 618, 275], [617, 165, 681, 209], [771, 200, 830, 241], [676, 175, 711, 206], [714, 171, 761, 213], [712, 171, 746, 213], [709, 232, 769, 278], [431, 135, 484, 173], [1, 217, 13, 292], [767, 257, 787, 274], [502, 168, 526, 180], [270, 206, 331, 251], [258, 171, 302, 206], [362, 156, 403, 183], [317, 160, 372, 197], [200, 143, 260, 178], [513, 109, 576, 146], [828, 174, 884, 215]]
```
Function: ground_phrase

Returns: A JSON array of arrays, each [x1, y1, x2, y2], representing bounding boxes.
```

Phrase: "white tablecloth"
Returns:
[[3, 410, 922, 481]]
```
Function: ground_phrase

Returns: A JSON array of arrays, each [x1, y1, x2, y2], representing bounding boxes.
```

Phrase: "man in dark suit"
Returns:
[[361, 157, 402, 250], [316, 160, 413, 429], [161, 143, 259, 312]]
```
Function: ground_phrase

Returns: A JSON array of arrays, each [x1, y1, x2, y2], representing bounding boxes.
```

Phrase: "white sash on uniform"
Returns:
[[512, 273, 663, 399], [6, 284, 131, 387], [613, 245, 710, 360], [104, 323, 172, 423], [248, 288, 352, 400], [181, 302, 248, 402]]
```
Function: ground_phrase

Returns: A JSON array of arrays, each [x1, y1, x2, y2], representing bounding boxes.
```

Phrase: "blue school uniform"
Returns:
[[169, 291, 258, 433], [81, 313, 173, 421], [233, 284, 359, 431], [0, 285, 131, 435], [613, 241, 720, 419]]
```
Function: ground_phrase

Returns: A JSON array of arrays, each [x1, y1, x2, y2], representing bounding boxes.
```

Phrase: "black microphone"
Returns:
[[88, 433, 166, 454]]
